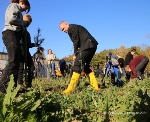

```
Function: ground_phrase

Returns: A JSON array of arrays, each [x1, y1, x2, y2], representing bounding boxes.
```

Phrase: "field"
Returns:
[[0, 75, 150, 122]]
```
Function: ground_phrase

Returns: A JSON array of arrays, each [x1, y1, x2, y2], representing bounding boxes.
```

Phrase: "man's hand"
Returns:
[[126, 67, 131, 72], [124, 65, 131, 72], [73, 55, 76, 61]]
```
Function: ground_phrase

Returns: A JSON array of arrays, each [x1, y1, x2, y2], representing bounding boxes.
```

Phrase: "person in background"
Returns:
[[33, 50, 40, 78], [124, 47, 136, 81], [33, 47, 45, 78], [95, 65, 103, 78], [124, 47, 137, 66], [59, 59, 66, 77], [125, 55, 149, 80], [46, 49, 56, 79], [0, 0, 30, 93], [59, 21, 99, 94], [105, 52, 125, 86]]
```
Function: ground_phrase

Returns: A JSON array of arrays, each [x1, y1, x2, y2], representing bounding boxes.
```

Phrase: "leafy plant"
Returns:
[[0, 75, 149, 121]]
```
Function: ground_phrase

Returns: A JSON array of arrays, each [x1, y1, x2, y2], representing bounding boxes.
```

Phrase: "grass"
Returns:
[[0, 75, 150, 122]]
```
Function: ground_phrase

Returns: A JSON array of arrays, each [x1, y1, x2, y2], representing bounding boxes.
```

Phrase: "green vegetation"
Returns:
[[0, 75, 150, 122]]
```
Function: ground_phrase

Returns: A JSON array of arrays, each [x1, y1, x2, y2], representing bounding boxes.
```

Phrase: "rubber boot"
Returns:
[[87, 72, 99, 90], [62, 72, 80, 95]]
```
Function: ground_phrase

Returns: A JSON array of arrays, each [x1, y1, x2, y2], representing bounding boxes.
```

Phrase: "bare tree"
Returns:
[[139, 43, 148, 50], [34, 28, 45, 59], [34, 28, 45, 48]]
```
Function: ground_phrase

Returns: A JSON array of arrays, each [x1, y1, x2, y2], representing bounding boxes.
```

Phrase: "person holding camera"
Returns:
[[105, 52, 125, 86]]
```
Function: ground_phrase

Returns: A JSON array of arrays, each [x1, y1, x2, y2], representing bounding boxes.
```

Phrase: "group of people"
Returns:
[[32, 48, 57, 79], [124, 48, 149, 80], [46, 49, 68, 78], [33, 48, 69, 79], [101, 47, 149, 87], [0, 1, 149, 95], [0, 1, 69, 94], [46, 49, 67, 78]]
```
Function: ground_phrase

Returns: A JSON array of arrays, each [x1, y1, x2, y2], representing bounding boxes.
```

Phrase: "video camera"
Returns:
[[106, 52, 112, 64]]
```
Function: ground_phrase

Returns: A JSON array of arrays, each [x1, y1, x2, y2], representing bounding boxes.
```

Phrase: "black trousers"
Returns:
[[125, 71, 131, 81], [60, 67, 65, 77], [136, 56, 149, 78], [0, 30, 22, 93], [17, 45, 35, 86], [72, 48, 96, 74]]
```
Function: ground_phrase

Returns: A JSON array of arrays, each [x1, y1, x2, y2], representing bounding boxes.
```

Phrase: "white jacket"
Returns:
[[46, 53, 56, 64]]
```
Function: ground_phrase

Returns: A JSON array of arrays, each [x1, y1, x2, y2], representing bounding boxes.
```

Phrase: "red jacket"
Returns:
[[129, 55, 144, 79]]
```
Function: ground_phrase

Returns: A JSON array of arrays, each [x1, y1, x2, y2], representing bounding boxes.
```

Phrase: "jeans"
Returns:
[[0, 30, 22, 93], [48, 63, 56, 78]]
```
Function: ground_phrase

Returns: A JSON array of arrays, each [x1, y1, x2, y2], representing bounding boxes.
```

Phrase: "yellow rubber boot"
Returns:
[[62, 72, 80, 95], [87, 72, 99, 90]]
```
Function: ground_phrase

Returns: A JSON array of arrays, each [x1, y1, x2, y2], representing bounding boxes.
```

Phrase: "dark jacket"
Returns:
[[124, 52, 133, 66], [68, 24, 98, 56], [21, 30, 36, 52], [129, 55, 144, 79], [27, 31, 36, 49], [59, 59, 66, 69]]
